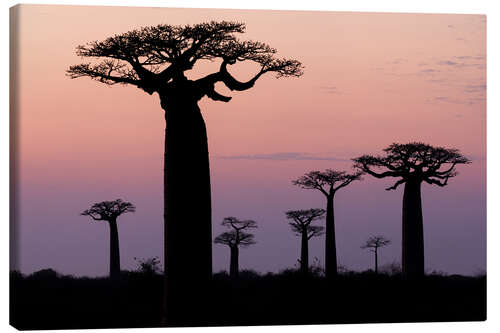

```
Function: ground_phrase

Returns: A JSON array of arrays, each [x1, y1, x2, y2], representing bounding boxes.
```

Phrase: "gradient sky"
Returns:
[[12, 5, 486, 277]]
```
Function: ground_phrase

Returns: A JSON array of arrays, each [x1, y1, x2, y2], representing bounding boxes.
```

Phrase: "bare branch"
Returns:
[[67, 63, 140, 86], [385, 178, 406, 191], [214, 230, 256, 247], [307, 226, 325, 239], [361, 236, 391, 250], [285, 208, 325, 237], [81, 199, 136, 222], [293, 169, 362, 196]]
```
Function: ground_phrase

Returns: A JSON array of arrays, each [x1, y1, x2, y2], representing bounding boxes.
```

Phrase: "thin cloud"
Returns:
[[430, 96, 484, 105], [217, 152, 349, 161], [438, 60, 459, 66], [386, 58, 406, 65], [319, 86, 339, 94], [463, 84, 486, 93], [436, 59, 485, 70], [426, 79, 446, 83], [420, 69, 440, 73], [455, 55, 485, 60]]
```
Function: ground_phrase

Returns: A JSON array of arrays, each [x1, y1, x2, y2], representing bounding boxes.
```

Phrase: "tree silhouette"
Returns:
[[81, 199, 135, 280], [134, 256, 162, 276], [67, 22, 302, 322], [361, 236, 391, 274], [285, 209, 325, 276], [293, 169, 362, 278], [214, 217, 257, 279], [353, 142, 470, 277]]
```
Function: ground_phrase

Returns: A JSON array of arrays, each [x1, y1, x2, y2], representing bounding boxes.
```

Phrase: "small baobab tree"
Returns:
[[81, 199, 135, 280], [293, 169, 362, 278], [361, 236, 391, 274], [353, 142, 470, 277], [285, 209, 325, 276], [68, 22, 302, 321], [214, 217, 257, 279]]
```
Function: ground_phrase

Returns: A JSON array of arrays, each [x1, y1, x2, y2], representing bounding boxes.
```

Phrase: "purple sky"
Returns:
[[12, 5, 486, 277]]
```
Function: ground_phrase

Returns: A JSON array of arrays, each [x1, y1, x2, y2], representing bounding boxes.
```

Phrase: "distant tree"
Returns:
[[214, 217, 257, 279], [134, 256, 162, 276], [293, 169, 362, 278], [361, 236, 391, 274], [81, 199, 135, 280], [285, 209, 325, 276], [353, 142, 470, 277]]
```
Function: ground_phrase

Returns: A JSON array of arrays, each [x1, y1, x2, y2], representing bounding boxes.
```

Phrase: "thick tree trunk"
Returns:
[[300, 231, 309, 276], [108, 219, 120, 280], [402, 179, 425, 278], [229, 245, 239, 279], [161, 91, 213, 325], [374, 248, 378, 274], [324, 195, 337, 278]]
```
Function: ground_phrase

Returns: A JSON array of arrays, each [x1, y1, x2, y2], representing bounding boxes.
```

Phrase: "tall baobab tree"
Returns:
[[81, 199, 135, 280], [293, 170, 362, 278], [361, 236, 391, 274], [353, 142, 470, 277], [214, 217, 257, 279], [285, 209, 325, 276], [67, 21, 302, 322]]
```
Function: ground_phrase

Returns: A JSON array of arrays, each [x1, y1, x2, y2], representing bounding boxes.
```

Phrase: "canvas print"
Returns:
[[9, 4, 486, 330]]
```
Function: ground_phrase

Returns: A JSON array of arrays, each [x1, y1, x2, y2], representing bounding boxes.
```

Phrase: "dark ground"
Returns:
[[10, 268, 486, 330]]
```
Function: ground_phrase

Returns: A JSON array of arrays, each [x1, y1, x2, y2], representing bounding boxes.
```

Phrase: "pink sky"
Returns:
[[12, 5, 485, 276]]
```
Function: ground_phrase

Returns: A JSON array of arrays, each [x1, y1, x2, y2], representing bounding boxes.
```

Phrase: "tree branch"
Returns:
[[385, 178, 406, 191], [67, 63, 141, 86]]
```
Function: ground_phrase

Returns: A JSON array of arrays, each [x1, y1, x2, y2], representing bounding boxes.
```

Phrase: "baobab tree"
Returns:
[[213, 218, 256, 277], [353, 142, 470, 277], [285, 209, 325, 276], [81, 199, 135, 280], [67, 21, 302, 322], [214, 217, 257, 279], [361, 236, 391, 274], [293, 169, 362, 278]]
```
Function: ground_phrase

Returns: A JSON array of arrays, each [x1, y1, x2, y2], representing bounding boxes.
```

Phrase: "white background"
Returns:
[[1, 1, 498, 333]]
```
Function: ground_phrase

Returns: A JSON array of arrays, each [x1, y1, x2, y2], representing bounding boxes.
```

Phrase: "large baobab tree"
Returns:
[[285, 209, 325, 276], [214, 217, 257, 279], [81, 199, 135, 280], [353, 142, 470, 277], [293, 169, 362, 278], [67, 21, 302, 322], [361, 236, 391, 274]]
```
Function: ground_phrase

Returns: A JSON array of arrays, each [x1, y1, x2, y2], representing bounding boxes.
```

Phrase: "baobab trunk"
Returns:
[[300, 231, 309, 276], [402, 179, 424, 278], [325, 195, 337, 278], [161, 88, 213, 324], [108, 218, 120, 280], [229, 245, 239, 279]]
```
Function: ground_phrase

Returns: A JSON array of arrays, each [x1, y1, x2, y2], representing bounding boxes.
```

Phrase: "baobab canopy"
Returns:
[[353, 142, 471, 190], [67, 21, 303, 100]]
